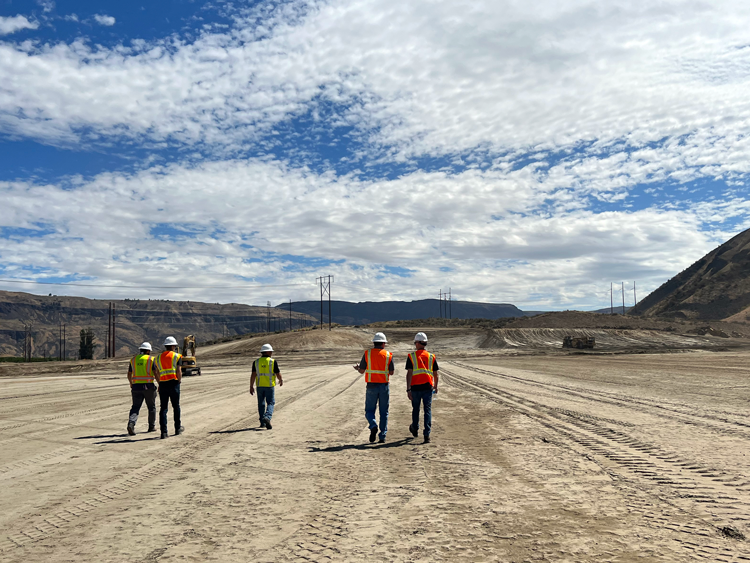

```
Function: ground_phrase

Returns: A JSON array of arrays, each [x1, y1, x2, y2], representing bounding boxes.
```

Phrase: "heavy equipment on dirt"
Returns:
[[181, 335, 201, 375], [562, 335, 595, 349]]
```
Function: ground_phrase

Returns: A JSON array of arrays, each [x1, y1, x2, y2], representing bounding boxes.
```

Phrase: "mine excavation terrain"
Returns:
[[0, 323, 749, 562]]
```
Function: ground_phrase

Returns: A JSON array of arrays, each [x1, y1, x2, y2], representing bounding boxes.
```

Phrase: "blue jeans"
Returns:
[[159, 380, 181, 432], [411, 388, 433, 437], [257, 386, 275, 421], [365, 383, 389, 440]]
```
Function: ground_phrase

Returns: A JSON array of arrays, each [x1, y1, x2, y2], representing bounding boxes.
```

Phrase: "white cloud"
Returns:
[[0, 158, 744, 308], [93, 14, 115, 27], [0, 15, 38, 35]]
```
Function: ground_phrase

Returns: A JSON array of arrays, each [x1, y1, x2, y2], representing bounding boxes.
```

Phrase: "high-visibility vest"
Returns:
[[156, 351, 181, 382], [364, 348, 392, 383], [130, 353, 154, 384], [254, 357, 277, 387], [409, 350, 436, 386]]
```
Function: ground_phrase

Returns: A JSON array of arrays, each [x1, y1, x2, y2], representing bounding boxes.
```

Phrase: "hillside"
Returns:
[[280, 299, 528, 325], [635, 228, 750, 320], [0, 290, 316, 359]]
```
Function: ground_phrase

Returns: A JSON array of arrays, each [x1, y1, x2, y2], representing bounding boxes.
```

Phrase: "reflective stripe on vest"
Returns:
[[409, 350, 435, 386], [130, 353, 153, 384], [254, 357, 276, 387], [365, 348, 392, 383], [156, 351, 181, 381]]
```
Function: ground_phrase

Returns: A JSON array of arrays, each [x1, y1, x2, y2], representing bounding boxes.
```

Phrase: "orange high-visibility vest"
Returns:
[[130, 353, 154, 384], [409, 350, 436, 386], [156, 351, 181, 381], [364, 348, 392, 383]]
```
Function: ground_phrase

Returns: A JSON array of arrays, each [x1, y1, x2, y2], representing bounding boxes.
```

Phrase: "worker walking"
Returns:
[[126, 342, 158, 435], [250, 344, 283, 429], [406, 332, 439, 444], [353, 332, 394, 443], [156, 336, 184, 439]]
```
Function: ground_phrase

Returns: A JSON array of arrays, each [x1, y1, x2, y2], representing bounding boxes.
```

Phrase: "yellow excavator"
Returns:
[[181, 335, 201, 376]]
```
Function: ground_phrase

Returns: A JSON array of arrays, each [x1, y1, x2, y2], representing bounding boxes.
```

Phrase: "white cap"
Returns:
[[260, 343, 274, 353], [414, 332, 428, 343], [372, 332, 388, 343], [163, 336, 178, 347], [139, 342, 152, 351]]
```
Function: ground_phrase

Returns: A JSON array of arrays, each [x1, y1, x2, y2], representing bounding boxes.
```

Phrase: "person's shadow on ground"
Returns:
[[308, 438, 413, 453]]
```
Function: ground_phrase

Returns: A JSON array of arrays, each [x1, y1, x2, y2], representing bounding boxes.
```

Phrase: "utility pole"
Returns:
[[106, 303, 111, 358], [63, 323, 66, 361], [633, 282, 637, 312], [59, 321, 63, 361], [289, 299, 292, 331], [112, 303, 116, 358], [439, 290, 442, 318], [621, 282, 625, 315], [317, 275, 333, 331], [610, 283, 613, 314], [267, 301, 271, 333]]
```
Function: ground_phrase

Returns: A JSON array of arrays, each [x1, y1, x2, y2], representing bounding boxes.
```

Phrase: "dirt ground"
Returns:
[[1, 328, 750, 562]]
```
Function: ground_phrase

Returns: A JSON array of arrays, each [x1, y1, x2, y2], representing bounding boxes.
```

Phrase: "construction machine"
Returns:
[[562, 335, 595, 349], [181, 335, 201, 376]]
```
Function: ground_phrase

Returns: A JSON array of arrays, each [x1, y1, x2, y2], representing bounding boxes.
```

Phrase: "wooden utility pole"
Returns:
[[633, 282, 637, 312], [289, 299, 292, 331], [439, 290, 443, 318], [449, 288, 452, 319], [621, 282, 625, 315], [610, 283, 613, 314], [112, 303, 116, 358]]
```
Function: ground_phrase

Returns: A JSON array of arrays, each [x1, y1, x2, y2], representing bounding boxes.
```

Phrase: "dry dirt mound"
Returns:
[[201, 328, 373, 358]]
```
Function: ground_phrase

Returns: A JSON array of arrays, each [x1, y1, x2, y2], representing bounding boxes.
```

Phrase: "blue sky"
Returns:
[[1, 0, 750, 310]]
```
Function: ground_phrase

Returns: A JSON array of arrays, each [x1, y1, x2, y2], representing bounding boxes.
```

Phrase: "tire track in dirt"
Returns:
[[450, 361, 750, 439], [0, 371, 350, 554], [441, 369, 750, 561]]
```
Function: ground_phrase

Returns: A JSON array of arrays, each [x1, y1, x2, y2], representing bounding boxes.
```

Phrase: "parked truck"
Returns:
[[562, 335, 595, 349]]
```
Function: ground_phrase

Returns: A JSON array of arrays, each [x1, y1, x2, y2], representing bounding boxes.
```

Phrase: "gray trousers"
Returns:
[[129, 384, 157, 428]]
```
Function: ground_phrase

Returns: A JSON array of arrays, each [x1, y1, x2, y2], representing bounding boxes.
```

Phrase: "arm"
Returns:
[[176, 364, 182, 382], [406, 369, 413, 401], [276, 371, 283, 386], [127, 364, 133, 387], [433, 370, 439, 393], [353, 354, 366, 374], [250, 373, 256, 395]]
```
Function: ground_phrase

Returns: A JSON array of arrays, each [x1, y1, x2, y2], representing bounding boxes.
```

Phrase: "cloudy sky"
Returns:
[[1, 0, 750, 310]]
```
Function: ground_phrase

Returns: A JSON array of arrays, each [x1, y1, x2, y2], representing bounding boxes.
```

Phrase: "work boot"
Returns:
[[127, 424, 135, 436], [263, 418, 272, 430], [147, 425, 156, 433], [369, 426, 378, 443], [378, 437, 386, 444], [259, 419, 266, 428], [423, 435, 431, 444], [176, 426, 184, 435], [161, 432, 168, 439], [409, 424, 418, 437]]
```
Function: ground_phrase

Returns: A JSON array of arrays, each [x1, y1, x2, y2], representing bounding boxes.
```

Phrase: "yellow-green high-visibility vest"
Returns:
[[254, 357, 276, 387], [130, 353, 154, 384]]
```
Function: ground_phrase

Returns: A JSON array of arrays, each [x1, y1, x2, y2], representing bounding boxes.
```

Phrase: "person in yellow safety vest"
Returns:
[[353, 332, 394, 443], [250, 343, 283, 429], [156, 336, 184, 439], [126, 342, 158, 436], [406, 332, 439, 444]]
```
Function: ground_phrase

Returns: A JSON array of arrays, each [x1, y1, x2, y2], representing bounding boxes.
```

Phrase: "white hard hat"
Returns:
[[163, 336, 178, 347], [414, 332, 428, 343], [372, 332, 388, 343], [260, 343, 274, 353], [139, 342, 152, 351]]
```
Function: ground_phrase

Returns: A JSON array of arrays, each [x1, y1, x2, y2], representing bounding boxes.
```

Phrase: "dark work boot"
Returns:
[[127, 424, 135, 436], [263, 418, 272, 430], [176, 426, 184, 435], [424, 435, 431, 444], [409, 424, 418, 437], [147, 425, 156, 432], [369, 426, 378, 443], [161, 431, 168, 439], [260, 419, 266, 428]]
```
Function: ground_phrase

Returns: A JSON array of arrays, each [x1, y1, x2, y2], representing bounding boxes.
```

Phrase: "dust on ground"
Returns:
[[1, 326, 749, 561]]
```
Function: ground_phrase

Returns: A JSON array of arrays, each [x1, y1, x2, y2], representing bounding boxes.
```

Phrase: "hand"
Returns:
[[278, 378, 283, 387], [434, 387, 438, 394], [352, 364, 360, 371], [249, 387, 255, 396], [407, 390, 412, 401]]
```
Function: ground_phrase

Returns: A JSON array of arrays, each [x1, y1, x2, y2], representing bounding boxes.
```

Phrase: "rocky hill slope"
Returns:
[[0, 290, 316, 359], [635, 228, 750, 320]]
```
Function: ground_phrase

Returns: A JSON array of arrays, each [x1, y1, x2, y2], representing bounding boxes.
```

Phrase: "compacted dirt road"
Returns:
[[1, 339, 750, 562]]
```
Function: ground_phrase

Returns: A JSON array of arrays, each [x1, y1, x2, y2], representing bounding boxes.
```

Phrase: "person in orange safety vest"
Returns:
[[156, 336, 184, 439], [353, 332, 394, 443], [406, 332, 439, 444]]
